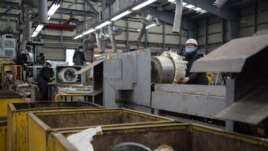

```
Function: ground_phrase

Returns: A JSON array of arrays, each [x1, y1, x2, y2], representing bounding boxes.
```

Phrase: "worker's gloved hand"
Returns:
[[177, 77, 189, 84]]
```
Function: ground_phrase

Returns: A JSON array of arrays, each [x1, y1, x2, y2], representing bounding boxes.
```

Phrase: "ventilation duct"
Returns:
[[95, 32, 103, 52], [136, 23, 146, 47], [108, 25, 117, 53], [39, 0, 48, 24], [172, 0, 183, 33]]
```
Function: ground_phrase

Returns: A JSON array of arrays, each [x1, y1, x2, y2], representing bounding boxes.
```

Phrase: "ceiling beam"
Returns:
[[148, 7, 194, 31], [58, 7, 96, 17], [184, 0, 239, 20], [86, 0, 98, 15]]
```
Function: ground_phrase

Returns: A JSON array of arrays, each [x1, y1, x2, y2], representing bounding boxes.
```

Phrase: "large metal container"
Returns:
[[0, 117, 7, 151], [7, 102, 102, 151], [28, 108, 172, 151], [51, 123, 268, 151], [0, 90, 23, 117]]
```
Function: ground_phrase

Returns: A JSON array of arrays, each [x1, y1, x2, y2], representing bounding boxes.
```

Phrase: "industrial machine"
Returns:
[[0, 34, 16, 58], [103, 49, 225, 114], [103, 34, 268, 137], [54, 61, 103, 104], [191, 34, 268, 136], [56, 66, 82, 83]]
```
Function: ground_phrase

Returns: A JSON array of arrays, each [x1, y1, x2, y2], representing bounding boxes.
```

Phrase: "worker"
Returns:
[[16, 49, 28, 66], [179, 39, 208, 85], [37, 60, 54, 101], [73, 46, 86, 65]]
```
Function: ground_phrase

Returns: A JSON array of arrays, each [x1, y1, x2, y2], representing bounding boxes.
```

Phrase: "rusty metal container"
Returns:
[[7, 102, 102, 151], [51, 123, 268, 151], [28, 108, 172, 151], [0, 90, 23, 117], [0, 117, 7, 151]]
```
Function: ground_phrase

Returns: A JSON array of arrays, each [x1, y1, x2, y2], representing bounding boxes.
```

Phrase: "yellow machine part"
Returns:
[[7, 102, 102, 151], [27, 108, 172, 151], [0, 118, 7, 151], [0, 98, 23, 117]]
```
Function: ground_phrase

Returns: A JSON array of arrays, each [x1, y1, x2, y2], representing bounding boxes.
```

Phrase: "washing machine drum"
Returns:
[[58, 68, 78, 83]]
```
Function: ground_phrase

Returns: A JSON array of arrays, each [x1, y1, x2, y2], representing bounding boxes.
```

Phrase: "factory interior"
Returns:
[[0, 0, 268, 150]]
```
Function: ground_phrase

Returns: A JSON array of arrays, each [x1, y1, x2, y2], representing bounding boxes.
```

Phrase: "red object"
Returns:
[[45, 23, 76, 31]]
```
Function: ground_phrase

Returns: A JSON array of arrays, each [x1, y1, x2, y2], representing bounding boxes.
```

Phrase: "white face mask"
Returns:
[[79, 49, 83, 52]]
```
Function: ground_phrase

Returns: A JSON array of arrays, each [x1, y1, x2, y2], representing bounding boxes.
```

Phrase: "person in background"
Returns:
[[73, 46, 86, 65], [17, 49, 28, 66], [37, 60, 54, 101], [179, 39, 208, 85]]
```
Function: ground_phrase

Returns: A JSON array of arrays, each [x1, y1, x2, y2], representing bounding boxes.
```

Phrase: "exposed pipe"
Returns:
[[136, 23, 146, 48], [108, 25, 117, 53], [39, 0, 48, 24], [25, 21, 32, 41], [95, 32, 103, 52], [172, 0, 183, 33], [110, 34, 117, 53], [213, 0, 228, 9]]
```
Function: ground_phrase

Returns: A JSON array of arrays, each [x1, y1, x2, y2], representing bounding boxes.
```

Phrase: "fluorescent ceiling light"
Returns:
[[137, 23, 157, 31], [168, 0, 175, 3], [111, 10, 132, 21], [194, 7, 202, 11], [185, 4, 194, 9], [36, 24, 44, 32], [95, 21, 112, 29], [74, 34, 83, 40], [146, 23, 157, 29], [83, 28, 95, 35], [169, 1, 207, 14], [31, 24, 44, 37], [48, 3, 61, 20], [132, 0, 157, 11], [32, 31, 39, 38]]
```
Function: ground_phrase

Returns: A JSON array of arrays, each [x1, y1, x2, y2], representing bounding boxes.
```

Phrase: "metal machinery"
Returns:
[[55, 65, 81, 83], [103, 49, 225, 115], [0, 34, 17, 89], [104, 34, 268, 136], [192, 34, 268, 136], [54, 61, 103, 104], [0, 34, 16, 58]]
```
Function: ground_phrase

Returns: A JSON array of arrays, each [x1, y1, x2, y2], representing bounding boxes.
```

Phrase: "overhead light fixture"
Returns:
[[169, 1, 207, 13], [31, 24, 44, 37], [48, 1, 61, 20], [146, 23, 157, 29], [32, 31, 39, 38], [137, 23, 157, 31], [95, 21, 112, 29], [168, 0, 175, 3], [132, 0, 157, 11], [74, 21, 110, 39], [111, 10, 132, 21], [83, 28, 95, 35], [185, 4, 194, 9], [74, 34, 83, 40]]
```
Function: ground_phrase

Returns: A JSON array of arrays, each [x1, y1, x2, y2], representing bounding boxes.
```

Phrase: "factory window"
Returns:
[[65, 49, 75, 65]]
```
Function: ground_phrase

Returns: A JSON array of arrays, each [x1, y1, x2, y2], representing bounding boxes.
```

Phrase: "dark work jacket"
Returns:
[[184, 52, 208, 85], [73, 51, 86, 65], [37, 67, 54, 83], [37, 67, 54, 100]]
